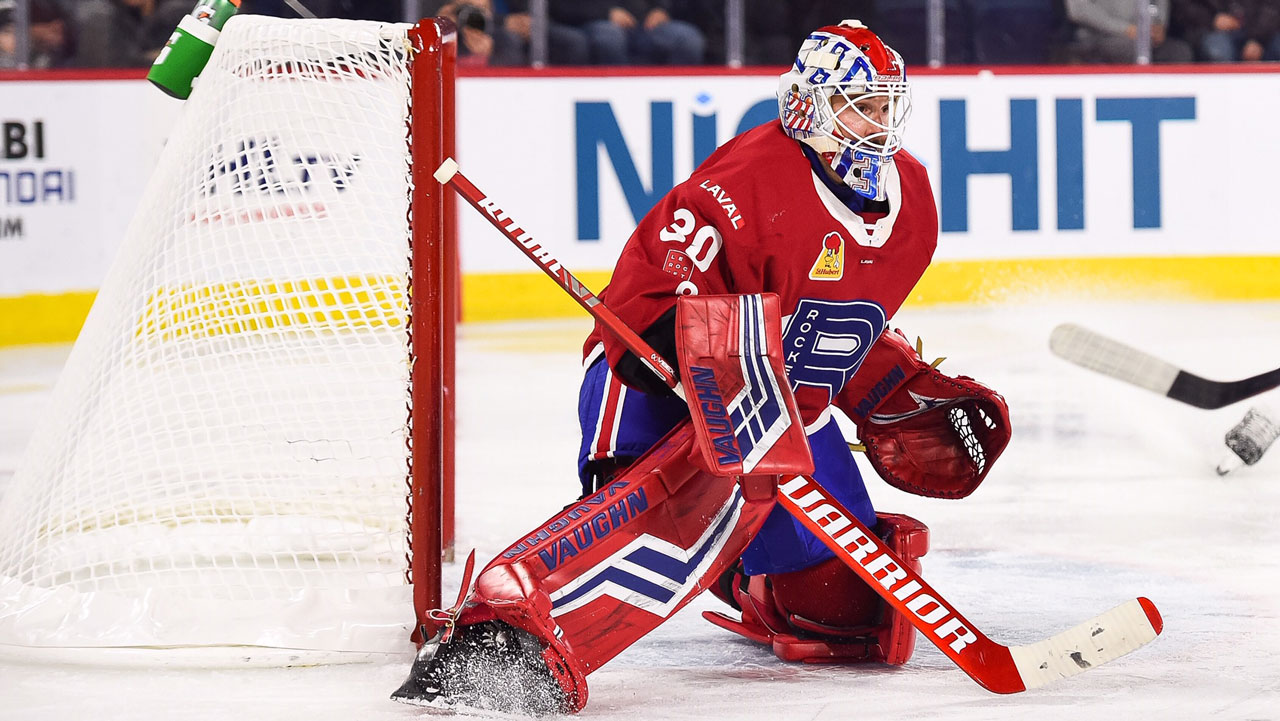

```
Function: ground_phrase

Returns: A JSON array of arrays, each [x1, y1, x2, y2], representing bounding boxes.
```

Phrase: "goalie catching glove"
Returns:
[[839, 329, 1011, 499]]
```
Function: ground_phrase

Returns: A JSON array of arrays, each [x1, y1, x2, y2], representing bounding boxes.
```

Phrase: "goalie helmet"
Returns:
[[777, 20, 911, 199]]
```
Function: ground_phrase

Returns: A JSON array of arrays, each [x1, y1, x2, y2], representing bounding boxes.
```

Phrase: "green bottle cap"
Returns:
[[192, 0, 241, 33]]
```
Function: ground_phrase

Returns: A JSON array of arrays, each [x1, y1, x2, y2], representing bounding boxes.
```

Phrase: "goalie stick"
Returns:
[[433, 158, 1164, 694], [1050, 323, 1280, 410]]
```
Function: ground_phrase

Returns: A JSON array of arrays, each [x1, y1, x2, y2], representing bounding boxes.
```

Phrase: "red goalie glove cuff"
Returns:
[[838, 330, 1011, 499]]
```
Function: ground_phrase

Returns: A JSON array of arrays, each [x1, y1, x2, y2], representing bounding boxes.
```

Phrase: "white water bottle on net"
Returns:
[[0, 16, 455, 665]]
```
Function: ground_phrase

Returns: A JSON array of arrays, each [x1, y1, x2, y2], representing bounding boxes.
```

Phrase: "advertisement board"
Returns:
[[2, 67, 1278, 342]]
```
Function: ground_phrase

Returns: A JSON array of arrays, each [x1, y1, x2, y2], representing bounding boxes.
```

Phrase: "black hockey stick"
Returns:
[[1050, 323, 1280, 410], [436, 158, 1164, 694]]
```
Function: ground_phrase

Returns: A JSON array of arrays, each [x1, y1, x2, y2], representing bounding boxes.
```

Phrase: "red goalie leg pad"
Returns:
[[448, 419, 778, 711], [703, 512, 929, 665], [864, 511, 929, 665]]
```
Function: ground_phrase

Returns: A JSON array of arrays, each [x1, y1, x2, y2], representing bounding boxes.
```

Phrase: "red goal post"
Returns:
[[409, 16, 457, 632]]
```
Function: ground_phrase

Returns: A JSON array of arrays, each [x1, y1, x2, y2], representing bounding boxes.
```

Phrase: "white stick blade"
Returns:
[[1216, 451, 1246, 476], [1049, 323, 1180, 396], [1009, 598, 1162, 690]]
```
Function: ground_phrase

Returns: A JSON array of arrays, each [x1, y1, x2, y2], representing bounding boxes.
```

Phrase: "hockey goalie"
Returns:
[[393, 20, 1011, 714]]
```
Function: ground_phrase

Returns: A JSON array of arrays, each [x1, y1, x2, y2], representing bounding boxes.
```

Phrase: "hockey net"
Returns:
[[0, 16, 455, 665]]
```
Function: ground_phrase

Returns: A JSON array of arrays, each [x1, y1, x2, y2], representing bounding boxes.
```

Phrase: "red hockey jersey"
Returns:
[[587, 120, 938, 425]]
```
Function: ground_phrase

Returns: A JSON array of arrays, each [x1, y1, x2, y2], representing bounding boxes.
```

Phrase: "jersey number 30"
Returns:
[[660, 208, 723, 296]]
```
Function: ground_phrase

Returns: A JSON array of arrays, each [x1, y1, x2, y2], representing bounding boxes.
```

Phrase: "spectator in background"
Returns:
[[503, 0, 588, 64], [71, 0, 190, 67], [1171, 0, 1280, 61], [677, 0, 875, 66], [1, 0, 75, 69], [627, 0, 705, 64], [1061, 0, 1194, 62], [430, 0, 523, 66], [540, 1, 705, 65]]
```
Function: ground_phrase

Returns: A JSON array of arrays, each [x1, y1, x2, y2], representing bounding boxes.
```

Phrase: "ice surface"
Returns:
[[1, 301, 1277, 721]]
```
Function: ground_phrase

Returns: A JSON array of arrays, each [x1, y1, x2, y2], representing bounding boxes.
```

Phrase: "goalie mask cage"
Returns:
[[0, 16, 456, 665]]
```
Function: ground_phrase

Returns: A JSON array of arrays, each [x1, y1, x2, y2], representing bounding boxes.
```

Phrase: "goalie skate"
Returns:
[[391, 621, 567, 716]]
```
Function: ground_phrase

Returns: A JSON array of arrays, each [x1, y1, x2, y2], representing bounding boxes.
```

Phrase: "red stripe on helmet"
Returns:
[[815, 24, 902, 78]]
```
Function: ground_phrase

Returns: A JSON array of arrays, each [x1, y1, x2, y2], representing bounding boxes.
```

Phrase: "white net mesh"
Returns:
[[0, 17, 425, 662]]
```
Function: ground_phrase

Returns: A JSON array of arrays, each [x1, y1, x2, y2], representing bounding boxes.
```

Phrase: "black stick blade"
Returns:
[[1051, 324, 1280, 410]]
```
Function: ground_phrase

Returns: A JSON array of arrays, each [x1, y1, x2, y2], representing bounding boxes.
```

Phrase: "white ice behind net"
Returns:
[[0, 17, 421, 662]]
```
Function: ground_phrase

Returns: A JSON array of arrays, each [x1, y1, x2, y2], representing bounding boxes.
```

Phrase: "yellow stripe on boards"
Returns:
[[0, 291, 96, 345], [463, 271, 615, 322], [2, 257, 1279, 346], [907, 256, 1280, 306], [462, 257, 1280, 322]]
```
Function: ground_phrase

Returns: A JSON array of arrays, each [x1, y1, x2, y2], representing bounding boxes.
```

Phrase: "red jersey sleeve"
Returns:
[[596, 180, 743, 377]]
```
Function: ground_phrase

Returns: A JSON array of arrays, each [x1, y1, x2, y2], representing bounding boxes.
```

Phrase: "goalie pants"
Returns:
[[577, 356, 877, 575]]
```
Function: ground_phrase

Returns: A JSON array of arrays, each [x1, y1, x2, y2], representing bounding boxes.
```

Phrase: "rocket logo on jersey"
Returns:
[[809, 232, 845, 281], [782, 298, 887, 400]]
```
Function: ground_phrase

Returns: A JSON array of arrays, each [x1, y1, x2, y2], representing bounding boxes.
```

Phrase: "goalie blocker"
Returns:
[[394, 295, 1011, 713]]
